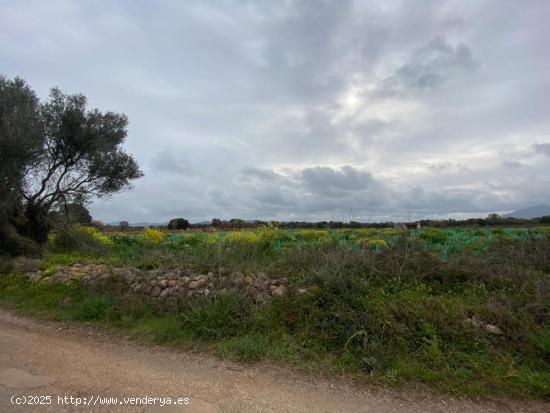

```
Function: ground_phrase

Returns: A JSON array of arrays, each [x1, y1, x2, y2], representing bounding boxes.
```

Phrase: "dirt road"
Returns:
[[0, 309, 547, 413]]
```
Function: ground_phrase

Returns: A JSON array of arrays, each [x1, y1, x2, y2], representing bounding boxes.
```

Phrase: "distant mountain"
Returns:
[[505, 205, 550, 219], [106, 221, 166, 227]]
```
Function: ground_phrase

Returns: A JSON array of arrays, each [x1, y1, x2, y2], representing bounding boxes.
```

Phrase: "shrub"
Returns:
[[181, 293, 252, 339], [50, 225, 112, 252], [75, 296, 114, 320], [140, 228, 166, 244], [250, 223, 289, 252], [79, 226, 113, 246], [224, 231, 260, 248], [364, 239, 389, 250]]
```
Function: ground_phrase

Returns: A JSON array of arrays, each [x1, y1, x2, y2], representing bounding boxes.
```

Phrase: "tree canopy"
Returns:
[[167, 218, 190, 230], [0, 75, 143, 254]]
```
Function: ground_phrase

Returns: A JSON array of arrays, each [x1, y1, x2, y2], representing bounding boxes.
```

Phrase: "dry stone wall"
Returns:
[[27, 264, 296, 309]]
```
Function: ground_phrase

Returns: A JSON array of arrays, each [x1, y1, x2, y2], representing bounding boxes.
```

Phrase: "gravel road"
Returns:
[[0, 309, 547, 413]]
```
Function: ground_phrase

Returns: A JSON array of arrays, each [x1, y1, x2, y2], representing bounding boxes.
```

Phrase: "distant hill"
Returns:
[[505, 205, 550, 219], [107, 221, 167, 227]]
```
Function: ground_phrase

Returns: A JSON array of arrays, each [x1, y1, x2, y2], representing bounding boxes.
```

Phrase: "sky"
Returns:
[[1, 0, 549, 223]]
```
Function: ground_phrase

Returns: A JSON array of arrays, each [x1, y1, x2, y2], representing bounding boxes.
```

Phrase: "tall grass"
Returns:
[[1, 227, 549, 398]]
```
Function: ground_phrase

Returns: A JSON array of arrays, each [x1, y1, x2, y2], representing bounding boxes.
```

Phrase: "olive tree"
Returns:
[[0, 75, 143, 253]]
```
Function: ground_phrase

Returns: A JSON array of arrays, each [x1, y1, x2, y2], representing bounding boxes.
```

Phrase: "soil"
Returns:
[[0, 309, 547, 413]]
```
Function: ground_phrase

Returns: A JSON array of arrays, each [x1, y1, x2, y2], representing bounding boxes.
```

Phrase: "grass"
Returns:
[[1, 226, 550, 399]]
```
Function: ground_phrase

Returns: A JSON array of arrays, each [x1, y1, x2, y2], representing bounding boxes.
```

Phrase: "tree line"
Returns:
[[102, 214, 550, 231]]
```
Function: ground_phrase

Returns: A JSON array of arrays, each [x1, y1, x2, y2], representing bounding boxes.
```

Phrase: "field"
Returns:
[[1, 224, 550, 398]]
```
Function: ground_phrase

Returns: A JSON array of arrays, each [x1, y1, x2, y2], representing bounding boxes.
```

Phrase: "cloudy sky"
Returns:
[[2, 0, 549, 223]]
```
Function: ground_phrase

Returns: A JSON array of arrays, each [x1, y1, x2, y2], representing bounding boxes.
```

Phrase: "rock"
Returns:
[[12, 257, 41, 273], [254, 275, 268, 290], [51, 271, 65, 283], [151, 287, 161, 297], [464, 316, 484, 329], [28, 272, 42, 282], [189, 277, 207, 289], [231, 271, 244, 281], [244, 276, 254, 285], [464, 316, 502, 335], [270, 284, 289, 298], [297, 288, 308, 295], [484, 324, 503, 335], [255, 292, 270, 304]]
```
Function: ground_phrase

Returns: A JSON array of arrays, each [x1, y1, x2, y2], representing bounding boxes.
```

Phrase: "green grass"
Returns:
[[1, 268, 549, 399], [1, 227, 550, 399]]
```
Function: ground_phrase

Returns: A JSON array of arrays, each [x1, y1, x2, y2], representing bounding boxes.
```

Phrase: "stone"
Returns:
[[257, 293, 271, 304], [244, 276, 254, 285], [254, 275, 268, 290], [484, 324, 503, 335], [28, 272, 42, 282], [464, 316, 484, 329], [151, 287, 162, 297], [13, 257, 41, 273], [51, 271, 65, 283], [230, 271, 244, 284], [297, 288, 308, 295], [270, 284, 289, 298], [189, 277, 207, 289], [464, 316, 502, 335]]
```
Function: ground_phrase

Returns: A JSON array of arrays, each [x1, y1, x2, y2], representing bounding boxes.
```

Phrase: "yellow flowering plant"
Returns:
[[140, 228, 167, 244], [79, 225, 113, 246]]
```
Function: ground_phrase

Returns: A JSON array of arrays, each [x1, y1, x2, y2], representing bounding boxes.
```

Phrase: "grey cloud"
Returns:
[[2, 1, 548, 222], [301, 166, 374, 193], [502, 160, 524, 169], [240, 167, 283, 182], [532, 142, 550, 157], [380, 35, 479, 95], [150, 147, 195, 176]]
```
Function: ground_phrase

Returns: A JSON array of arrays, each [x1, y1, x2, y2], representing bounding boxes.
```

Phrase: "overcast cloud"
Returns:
[[2, 0, 549, 222]]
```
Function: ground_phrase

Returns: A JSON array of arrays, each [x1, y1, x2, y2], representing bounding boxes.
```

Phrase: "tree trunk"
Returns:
[[22, 203, 52, 244]]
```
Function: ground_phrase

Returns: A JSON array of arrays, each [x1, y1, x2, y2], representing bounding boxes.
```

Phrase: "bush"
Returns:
[[50, 225, 112, 253], [181, 293, 252, 339], [140, 228, 166, 244], [75, 296, 116, 320]]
